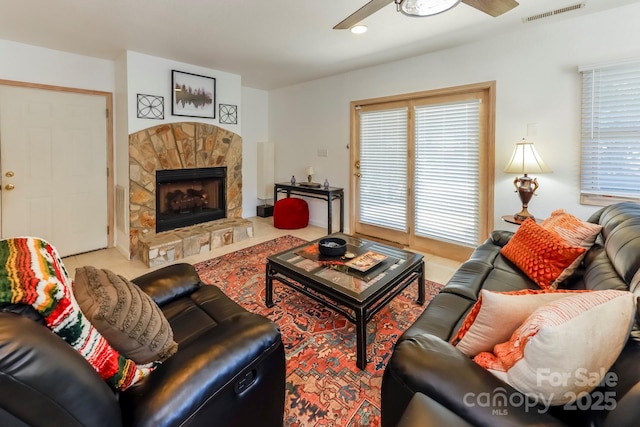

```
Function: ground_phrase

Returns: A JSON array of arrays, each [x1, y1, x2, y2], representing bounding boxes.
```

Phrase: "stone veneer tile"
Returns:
[[233, 222, 254, 242], [176, 226, 211, 257], [139, 231, 183, 268], [209, 227, 234, 249], [175, 123, 196, 168]]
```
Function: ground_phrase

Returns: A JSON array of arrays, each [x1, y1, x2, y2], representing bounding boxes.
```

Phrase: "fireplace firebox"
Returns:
[[156, 167, 226, 233]]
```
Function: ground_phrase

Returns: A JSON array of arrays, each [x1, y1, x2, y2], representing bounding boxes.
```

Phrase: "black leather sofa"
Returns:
[[0, 263, 285, 427], [382, 202, 640, 427]]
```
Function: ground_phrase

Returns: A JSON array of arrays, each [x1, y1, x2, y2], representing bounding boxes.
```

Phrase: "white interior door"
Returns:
[[0, 86, 108, 257]]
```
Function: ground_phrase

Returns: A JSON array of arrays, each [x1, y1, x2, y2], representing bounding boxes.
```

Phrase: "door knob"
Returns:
[[354, 172, 361, 177], [4, 184, 14, 191]]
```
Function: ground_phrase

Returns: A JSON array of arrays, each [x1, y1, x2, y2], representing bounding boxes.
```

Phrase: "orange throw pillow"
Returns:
[[541, 209, 602, 248], [500, 219, 586, 289], [540, 210, 602, 285]]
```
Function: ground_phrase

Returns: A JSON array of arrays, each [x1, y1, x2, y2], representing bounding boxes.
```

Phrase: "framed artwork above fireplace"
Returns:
[[171, 70, 216, 119]]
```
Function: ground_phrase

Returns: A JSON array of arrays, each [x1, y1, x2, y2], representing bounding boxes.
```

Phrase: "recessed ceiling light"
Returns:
[[350, 25, 368, 34]]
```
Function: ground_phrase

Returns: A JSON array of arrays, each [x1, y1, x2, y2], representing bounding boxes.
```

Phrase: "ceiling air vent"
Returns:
[[523, 3, 586, 23]]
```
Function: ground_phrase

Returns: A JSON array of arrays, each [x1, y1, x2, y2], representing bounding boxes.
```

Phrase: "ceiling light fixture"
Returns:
[[350, 25, 368, 34], [398, 0, 461, 17]]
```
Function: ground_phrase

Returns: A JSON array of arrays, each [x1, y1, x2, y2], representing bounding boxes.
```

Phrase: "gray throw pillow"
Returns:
[[73, 266, 178, 365]]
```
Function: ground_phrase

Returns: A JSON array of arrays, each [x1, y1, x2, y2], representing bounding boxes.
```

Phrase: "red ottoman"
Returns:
[[273, 198, 309, 229]]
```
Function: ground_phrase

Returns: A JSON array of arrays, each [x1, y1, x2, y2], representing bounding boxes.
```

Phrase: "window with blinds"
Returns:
[[414, 100, 481, 246], [358, 108, 408, 231], [580, 60, 640, 204]]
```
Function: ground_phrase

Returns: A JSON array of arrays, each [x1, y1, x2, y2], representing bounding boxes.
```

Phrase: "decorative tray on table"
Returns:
[[345, 251, 387, 272]]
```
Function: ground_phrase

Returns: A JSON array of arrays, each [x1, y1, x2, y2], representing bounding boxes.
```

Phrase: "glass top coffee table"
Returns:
[[265, 233, 425, 369]]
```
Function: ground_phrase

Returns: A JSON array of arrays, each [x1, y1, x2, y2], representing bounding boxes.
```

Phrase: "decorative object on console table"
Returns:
[[171, 70, 216, 119], [299, 166, 321, 188], [504, 138, 552, 221]]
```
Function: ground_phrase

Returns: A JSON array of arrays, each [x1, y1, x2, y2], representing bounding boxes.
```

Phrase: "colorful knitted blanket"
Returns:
[[0, 237, 152, 390]]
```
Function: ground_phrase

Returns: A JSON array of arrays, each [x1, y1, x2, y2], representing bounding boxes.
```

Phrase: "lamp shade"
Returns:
[[504, 139, 552, 175], [306, 166, 314, 176], [400, 0, 461, 17]]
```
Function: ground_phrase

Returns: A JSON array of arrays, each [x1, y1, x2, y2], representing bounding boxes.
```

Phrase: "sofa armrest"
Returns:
[[489, 230, 514, 247], [382, 334, 567, 427], [119, 311, 285, 427], [0, 313, 122, 427], [131, 263, 201, 306]]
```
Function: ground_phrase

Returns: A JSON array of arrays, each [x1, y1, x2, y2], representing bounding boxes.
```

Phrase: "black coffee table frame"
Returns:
[[265, 235, 425, 369]]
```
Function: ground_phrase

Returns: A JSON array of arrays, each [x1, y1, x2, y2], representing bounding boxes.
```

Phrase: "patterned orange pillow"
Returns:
[[541, 209, 602, 248], [540, 210, 602, 285], [500, 219, 586, 289]]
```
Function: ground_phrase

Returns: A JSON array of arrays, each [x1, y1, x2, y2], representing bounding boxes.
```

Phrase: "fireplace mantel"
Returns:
[[128, 122, 242, 260]]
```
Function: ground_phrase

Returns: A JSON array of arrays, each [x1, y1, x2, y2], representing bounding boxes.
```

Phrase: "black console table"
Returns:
[[274, 183, 344, 234]]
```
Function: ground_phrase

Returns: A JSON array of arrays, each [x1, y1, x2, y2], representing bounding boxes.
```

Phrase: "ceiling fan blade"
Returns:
[[462, 0, 519, 17], [334, 0, 395, 30]]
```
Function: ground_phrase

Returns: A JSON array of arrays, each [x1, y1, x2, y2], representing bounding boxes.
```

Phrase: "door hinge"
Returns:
[[106, 108, 110, 118], [107, 225, 110, 234]]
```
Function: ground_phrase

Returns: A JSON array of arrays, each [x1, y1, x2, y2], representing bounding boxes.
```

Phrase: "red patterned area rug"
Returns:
[[194, 235, 444, 427]]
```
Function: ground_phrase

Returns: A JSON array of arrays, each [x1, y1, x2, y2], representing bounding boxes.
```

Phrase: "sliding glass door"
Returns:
[[351, 84, 494, 260], [355, 103, 410, 245]]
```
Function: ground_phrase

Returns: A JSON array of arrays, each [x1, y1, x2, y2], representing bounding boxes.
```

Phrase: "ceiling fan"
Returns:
[[334, 0, 519, 30]]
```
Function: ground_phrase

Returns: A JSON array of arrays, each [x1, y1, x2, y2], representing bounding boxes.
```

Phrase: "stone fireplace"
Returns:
[[128, 122, 245, 263]]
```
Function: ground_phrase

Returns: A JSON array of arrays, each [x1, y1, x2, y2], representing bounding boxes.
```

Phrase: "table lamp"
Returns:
[[306, 166, 314, 184], [504, 139, 552, 221]]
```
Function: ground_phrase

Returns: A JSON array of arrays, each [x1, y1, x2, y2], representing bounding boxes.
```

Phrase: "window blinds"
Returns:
[[580, 60, 640, 200], [358, 107, 408, 231], [414, 100, 480, 246]]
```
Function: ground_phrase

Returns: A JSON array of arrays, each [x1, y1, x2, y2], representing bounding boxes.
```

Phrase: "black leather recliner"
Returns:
[[0, 263, 285, 427]]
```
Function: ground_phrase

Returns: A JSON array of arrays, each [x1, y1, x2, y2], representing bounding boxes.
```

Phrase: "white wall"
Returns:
[[125, 51, 242, 135], [0, 39, 114, 91], [268, 3, 640, 235]]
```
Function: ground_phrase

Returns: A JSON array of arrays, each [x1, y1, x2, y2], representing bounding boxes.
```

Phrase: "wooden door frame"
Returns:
[[0, 79, 115, 249]]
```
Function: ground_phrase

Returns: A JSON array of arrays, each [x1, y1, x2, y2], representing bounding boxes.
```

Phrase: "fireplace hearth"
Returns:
[[156, 167, 226, 233]]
